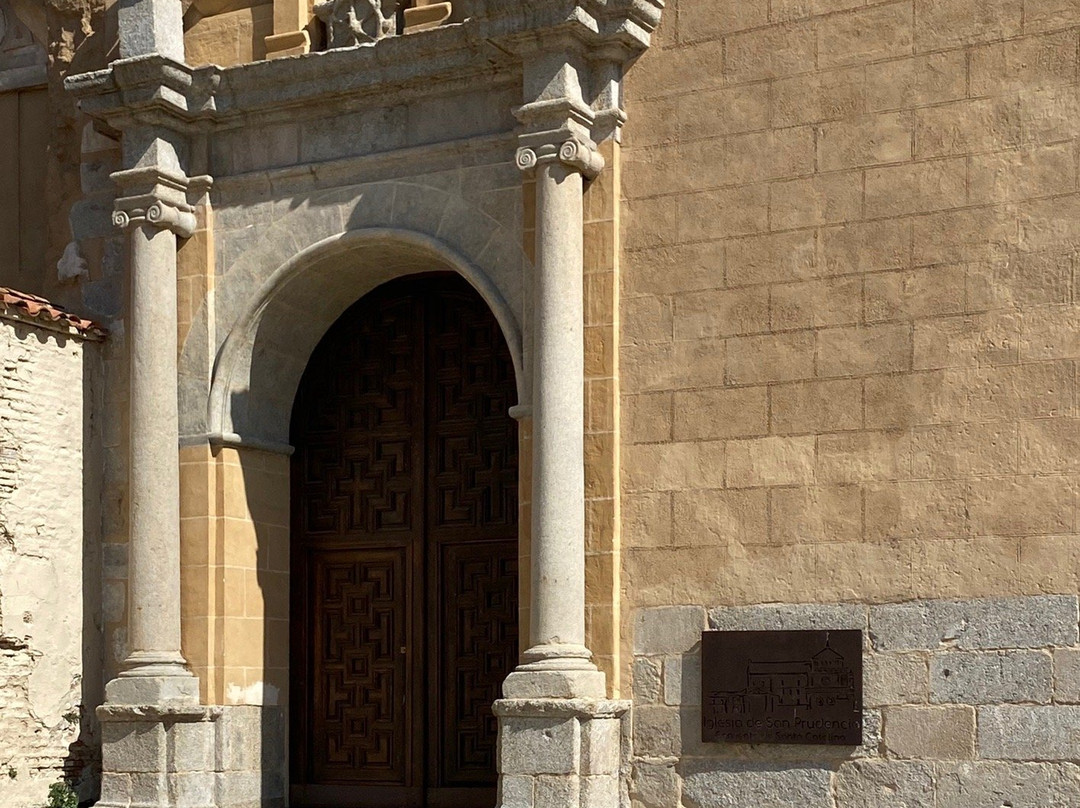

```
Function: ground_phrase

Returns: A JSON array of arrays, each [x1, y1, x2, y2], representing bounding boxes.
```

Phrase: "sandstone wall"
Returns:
[[619, 0, 1080, 802], [621, 0, 1080, 613], [0, 315, 103, 806]]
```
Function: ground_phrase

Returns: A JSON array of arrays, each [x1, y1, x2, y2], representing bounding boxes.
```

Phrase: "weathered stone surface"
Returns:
[[631, 761, 680, 808], [930, 650, 1053, 704], [580, 718, 620, 773], [663, 652, 701, 707], [708, 603, 867, 632], [632, 657, 662, 704], [631, 705, 681, 758], [869, 597, 1079, 651], [499, 717, 579, 775], [534, 774, 578, 808], [864, 653, 928, 706], [681, 760, 832, 808], [833, 760, 935, 808], [936, 762, 1080, 808], [1054, 648, 1080, 703], [882, 705, 976, 759], [580, 774, 618, 807], [634, 606, 706, 655], [499, 775, 534, 808], [979, 705, 1080, 760]]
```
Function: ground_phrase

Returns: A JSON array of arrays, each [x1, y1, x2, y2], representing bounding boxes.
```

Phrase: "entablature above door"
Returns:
[[65, 0, 663, 141]]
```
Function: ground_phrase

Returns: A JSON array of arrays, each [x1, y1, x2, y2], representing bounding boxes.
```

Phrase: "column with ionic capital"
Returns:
[[494, 52, 629, 808], [107, 164, 207, 706], [503, 101, 607, 700]]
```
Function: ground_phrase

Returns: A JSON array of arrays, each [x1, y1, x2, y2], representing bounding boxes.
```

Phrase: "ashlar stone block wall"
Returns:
[[619, 0, 1080, 803], [621, 0, 1080, 615], [632, 600, 1080, 807], [0, 315, 103, 806]]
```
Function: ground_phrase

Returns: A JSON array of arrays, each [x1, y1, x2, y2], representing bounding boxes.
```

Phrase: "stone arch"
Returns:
[[198, 180, 528, 450]]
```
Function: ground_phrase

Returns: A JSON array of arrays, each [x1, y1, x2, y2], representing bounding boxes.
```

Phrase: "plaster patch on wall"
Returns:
[[226, 680, 280, 706]]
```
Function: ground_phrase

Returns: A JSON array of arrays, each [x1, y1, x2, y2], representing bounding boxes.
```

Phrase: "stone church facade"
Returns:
[[3, 0, 1080, 806]]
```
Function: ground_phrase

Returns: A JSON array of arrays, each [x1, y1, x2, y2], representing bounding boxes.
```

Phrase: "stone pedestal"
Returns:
[[97, 705, 221, 808], [495, 699, 630, 808]]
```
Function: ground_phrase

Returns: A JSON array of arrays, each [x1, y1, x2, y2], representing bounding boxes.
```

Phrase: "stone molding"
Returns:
[[66, 0, 662, 134], [493, 697, 631, 720], [97, 703, 223, 724], [111, 165, 212, 238], [200, 222, 525, 447]]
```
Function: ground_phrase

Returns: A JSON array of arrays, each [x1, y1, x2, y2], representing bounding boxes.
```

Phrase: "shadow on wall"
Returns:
[[230, 386, 288, 808], [64, 335, 105, 805]]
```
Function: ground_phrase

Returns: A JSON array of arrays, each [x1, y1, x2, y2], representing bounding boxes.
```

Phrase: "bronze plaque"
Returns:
[[701, 630, 862, 745]]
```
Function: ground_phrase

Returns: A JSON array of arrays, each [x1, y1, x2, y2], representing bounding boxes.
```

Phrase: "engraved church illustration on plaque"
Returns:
[[701, 630, 863, 746]]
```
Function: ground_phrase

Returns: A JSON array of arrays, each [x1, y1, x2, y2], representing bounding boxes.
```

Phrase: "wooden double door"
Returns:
[[289, 274, 519, 808]]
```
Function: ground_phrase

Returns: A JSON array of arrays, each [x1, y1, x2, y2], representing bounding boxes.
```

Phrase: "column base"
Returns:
[[106, 665, 200, 706], [494, 698, 631, 808], [504, 643, 607, 698], [502, 668, 607, 699]]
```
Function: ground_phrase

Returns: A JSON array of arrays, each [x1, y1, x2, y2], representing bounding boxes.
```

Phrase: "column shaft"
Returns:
[[531, 161, 587, 652], [127, 223, 185, 664]]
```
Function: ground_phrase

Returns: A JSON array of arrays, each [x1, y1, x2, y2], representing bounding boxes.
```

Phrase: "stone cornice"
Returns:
[[65, 0, 662, 134]]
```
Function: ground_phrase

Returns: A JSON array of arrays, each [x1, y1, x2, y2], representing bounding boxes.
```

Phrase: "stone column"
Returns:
[[504, 138, 606, 701], [108, 168, 200, 705], [496, 50, 630, 808], [97, 159, 220, 808], [497, 140, 628, 808]]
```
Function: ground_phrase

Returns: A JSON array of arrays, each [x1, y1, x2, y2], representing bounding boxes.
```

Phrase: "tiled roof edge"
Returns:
[[0, 287, 107, 341]]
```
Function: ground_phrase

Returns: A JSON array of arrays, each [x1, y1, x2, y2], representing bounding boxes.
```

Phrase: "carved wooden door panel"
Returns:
[[291, 274, 518, 808]]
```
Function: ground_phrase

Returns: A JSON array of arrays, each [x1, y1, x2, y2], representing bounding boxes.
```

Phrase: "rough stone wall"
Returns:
[[0, 316, 103, 806], [632, 599, 1080, 806]]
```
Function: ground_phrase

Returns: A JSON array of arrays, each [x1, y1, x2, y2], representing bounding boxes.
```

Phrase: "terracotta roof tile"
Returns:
[[0, 287, 107, 340]]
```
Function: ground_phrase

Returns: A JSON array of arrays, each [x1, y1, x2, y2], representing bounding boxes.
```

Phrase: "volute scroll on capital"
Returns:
[[515, 137, 604, 180], [110, 166, 212, 239], [112, 199, 198, 238]]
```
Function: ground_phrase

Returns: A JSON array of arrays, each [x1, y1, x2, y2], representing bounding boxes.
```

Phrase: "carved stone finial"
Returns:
[[314, 0, 399, 48]]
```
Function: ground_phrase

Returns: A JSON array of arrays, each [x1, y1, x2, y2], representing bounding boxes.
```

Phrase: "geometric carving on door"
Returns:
[[291, 273, 518, 807], [438, 542, 518, 785], [313, 549, 408, 783]]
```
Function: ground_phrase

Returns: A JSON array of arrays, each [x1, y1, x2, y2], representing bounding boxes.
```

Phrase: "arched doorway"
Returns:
[[288, 273, 520, 808]]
